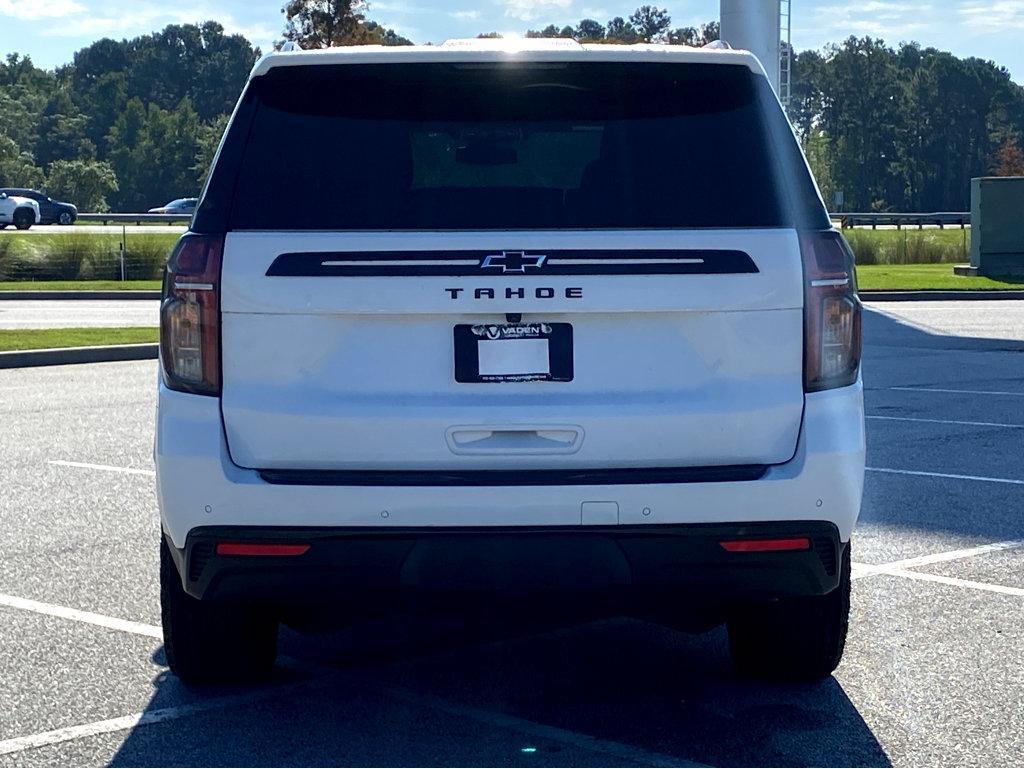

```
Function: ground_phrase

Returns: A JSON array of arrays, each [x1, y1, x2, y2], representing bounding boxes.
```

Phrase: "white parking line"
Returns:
[[0, 596, 702, 766], [866, 415, 1024, 429], [866, 466, 1024, 485], [887, 386, 1024, 397], [0, 657, 700, 767], [870, 568, 1024, 598], [48, 460, 155, 477], [0, 593, 161, 638], [875, 540, 1024, 571], [853, 540, 1024, 580], [0, 680, 316, 758]]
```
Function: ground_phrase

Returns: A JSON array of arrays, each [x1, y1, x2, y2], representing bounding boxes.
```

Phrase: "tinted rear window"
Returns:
[[199, 62, 827, 231]]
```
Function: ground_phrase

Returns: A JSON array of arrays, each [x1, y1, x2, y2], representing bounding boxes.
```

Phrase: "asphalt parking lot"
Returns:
[[0, 301, 158, 329], [0, 302, 1022, 767]]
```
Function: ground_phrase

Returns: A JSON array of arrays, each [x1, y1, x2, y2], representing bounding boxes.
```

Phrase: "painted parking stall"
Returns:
[[0, 301, 1023, 765]]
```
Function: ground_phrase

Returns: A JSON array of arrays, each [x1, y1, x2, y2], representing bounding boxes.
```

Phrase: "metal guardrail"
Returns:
[[77, 213, 191, 225], [78, 211, 972, 229], [830, 212, 971, 229]]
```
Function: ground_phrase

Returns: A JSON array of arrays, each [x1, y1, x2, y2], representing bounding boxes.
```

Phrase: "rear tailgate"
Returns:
[[219, 229, 804, 470], [199, 56, 830, 473]]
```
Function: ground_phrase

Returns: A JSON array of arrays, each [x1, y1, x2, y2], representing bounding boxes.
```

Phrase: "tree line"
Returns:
[[1, 0, 1023, 212]]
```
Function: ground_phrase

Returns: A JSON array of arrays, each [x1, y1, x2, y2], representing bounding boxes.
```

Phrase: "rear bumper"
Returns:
[[167, 521, 845, 604], [156, 379, 864, 560]]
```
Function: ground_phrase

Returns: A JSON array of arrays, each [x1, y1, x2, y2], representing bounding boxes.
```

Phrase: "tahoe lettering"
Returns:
[[445, 287, 583, 299]]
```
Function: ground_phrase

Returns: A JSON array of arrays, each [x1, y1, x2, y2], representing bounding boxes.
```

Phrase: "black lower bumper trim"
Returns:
[[257, 465, 769, 487], [169, 522, 844, 608]]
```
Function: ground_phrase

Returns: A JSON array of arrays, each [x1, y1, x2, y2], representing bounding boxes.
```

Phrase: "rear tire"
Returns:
[[727, 545, 850, 681], [13, 208, 33, 230], [160, 538, 279, 685]]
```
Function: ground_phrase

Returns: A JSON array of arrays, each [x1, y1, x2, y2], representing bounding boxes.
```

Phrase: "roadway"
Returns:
[[0, 300, 159, 329], [3, 225, 187, 235], [0, 304, 1022, 765]]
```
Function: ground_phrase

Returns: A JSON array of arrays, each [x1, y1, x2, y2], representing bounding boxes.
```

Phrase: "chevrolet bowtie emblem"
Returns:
[[479, 251, 547, 273]]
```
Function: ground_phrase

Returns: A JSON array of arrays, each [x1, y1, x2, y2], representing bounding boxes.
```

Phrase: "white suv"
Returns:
[[156, 40, 864, 684], [0, 193, 40, 230]]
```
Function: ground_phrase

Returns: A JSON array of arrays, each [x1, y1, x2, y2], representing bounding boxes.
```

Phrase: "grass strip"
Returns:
[[0, 327, 158, 352], [856, 264, 1024, 291], [0, 280, 161, 291]]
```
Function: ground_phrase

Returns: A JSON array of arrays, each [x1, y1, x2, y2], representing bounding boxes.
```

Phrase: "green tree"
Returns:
[[281, 0, 372, 47], [0, 135, 45, 188], [605, 17, 640, 43], [993, 136, 1024, 176], [363, 21, 413, 45], [668, 21, 719, 46], [814, 37, 908, 211], [802, 129, 835, 207], [194, 114, 229, 187], [77, 72, 127, 155], [45, 159, 119, 211], [105, 97, 147, 209], [0, 91, 41, 155], [106, 97, 202, 210], [629, 6, 671, 43], [36, 90, 95, 168], [525, 24, 574, 38], [575, 19, 605, 42]]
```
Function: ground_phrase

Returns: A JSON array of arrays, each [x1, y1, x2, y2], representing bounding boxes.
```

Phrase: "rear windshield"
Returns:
[[197, 62, 828, 231]]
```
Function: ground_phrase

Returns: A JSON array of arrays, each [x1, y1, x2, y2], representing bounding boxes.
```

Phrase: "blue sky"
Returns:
[[2, 0, 1024, 82]]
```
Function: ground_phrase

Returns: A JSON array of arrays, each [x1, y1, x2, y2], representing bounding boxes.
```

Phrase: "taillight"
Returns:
[[719, 537, 811, 553], [216, 543, 310, 556], [160, 233, 223, 396], [800, 230, 862, 392]]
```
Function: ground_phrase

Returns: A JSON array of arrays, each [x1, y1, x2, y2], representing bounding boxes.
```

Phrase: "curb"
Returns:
[[0, 291, 160, 300], [859, 290, 1024, 302], [0, 343, 158, 369]]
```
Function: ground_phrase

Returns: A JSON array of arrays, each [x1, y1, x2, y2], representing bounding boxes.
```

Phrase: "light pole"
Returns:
[[719, 0, 783, 97]]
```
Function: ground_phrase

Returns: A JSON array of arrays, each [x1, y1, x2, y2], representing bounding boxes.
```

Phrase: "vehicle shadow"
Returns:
[[108, 301, 1024, 768], [109, 605, 890, 767]]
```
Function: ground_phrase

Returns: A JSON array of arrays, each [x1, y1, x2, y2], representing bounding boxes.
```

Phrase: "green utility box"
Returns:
[[971, 177, 1024, 276]]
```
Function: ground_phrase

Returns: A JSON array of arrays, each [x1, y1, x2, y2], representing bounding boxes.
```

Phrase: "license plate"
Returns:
[[454, 323, 573, 383]]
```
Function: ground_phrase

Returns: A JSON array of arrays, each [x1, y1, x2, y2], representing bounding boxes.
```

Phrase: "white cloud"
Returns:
[[368, 1, 435, 13], [375, 19, 420, 39], [499, 0, 573, 22], [451, 9, 482, 20], [579, 7, 609, 20], [35, 1, 277, 48], [0, 0, 85, 20], [795, 1, 935, 44], [958, 0, 1024, 32]]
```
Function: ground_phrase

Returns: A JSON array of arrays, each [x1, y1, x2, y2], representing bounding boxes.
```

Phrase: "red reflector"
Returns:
[[719, 537, 811, 553], [216, 543, 310, 557]]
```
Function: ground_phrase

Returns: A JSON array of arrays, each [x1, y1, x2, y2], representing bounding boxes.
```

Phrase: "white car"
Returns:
[[156, 39, 865, 684], [0, 193, 40, 230]]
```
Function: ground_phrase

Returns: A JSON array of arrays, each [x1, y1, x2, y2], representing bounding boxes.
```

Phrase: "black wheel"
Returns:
[[13, 208, 33, 230], [58, 211, 74, 225], [727, 544, 850, 681], [160, 538, 279, 685], [0, 223, 7, 229]]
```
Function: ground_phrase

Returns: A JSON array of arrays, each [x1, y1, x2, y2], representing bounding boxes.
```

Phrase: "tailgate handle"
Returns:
[[446, 426, 584, 455]]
